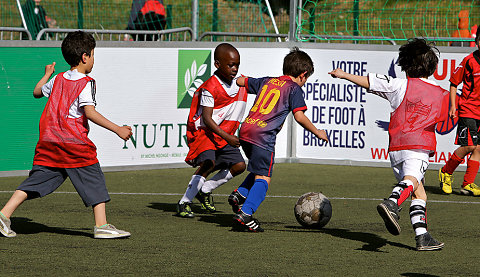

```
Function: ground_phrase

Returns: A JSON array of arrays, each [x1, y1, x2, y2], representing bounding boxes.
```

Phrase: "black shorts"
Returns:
[[241, 140, 274, 177], [190, 144, 245, 169], [455, 117, 480, 146], [17, 163, 110, 207]]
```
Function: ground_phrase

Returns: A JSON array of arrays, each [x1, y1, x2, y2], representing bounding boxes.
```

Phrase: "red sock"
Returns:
[[463, 159, 480, 187], [442, 152, 463, 174], [397, 185, 413, 206]]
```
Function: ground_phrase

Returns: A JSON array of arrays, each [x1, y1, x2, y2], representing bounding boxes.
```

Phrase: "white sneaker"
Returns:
[[94, 224, 130, 239], [0, 213, 16, 238]]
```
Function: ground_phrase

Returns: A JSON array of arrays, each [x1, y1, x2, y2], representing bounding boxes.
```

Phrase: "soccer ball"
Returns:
[[294, 192, 332, 228]]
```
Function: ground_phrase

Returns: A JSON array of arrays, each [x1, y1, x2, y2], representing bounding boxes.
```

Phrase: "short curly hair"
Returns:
[[397, 38, 439, 78]]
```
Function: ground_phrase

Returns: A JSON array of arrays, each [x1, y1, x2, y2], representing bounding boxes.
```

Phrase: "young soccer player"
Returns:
[[0, 31, 132, 239], [439, 27, 480, 196], [228, 47, 328, 232], [176, 43, 247, 218], [329, 38, 448, 251]]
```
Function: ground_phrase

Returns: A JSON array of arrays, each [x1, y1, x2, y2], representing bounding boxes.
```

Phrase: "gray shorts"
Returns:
[[17, 163, 110, 207]]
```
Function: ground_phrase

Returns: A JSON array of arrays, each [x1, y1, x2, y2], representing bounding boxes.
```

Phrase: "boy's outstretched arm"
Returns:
[[449, 83, 457, 119], [83, 105, 132, 141], [328, 68, 370, 89], [293, 110, 328, 142], [202, 106, 240, 147], [33, 62, 56, 98]]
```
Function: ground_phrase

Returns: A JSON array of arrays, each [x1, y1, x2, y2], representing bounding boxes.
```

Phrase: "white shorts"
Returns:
[[392, 158, 429, 184]]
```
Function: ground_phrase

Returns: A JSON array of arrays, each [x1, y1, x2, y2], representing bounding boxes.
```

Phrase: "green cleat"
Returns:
[[176, 201, 195, 218], [195, 190, 216, 212]]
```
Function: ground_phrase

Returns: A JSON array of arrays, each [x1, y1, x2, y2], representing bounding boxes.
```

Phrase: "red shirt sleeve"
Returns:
[[449, 56, 467, 86]]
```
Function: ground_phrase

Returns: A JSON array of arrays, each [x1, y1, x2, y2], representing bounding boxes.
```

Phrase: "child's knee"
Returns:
[[230, 162, 246, 176]]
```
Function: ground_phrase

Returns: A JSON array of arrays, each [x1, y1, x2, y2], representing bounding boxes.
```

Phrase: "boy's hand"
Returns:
[[316, 129, 329, 142], [449, 105, 457, 119], [328, 68, 347, 79], [45, 62, 56, 76], [225, 134, 241, 147], [116, 125, 133, 141]]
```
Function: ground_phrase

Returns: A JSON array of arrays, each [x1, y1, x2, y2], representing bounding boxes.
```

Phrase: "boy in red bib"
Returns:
[[329, 38, 448, 251], [177, 43, 247, 218], [0, 31, 132, 239], [439, 27, 480, 196]]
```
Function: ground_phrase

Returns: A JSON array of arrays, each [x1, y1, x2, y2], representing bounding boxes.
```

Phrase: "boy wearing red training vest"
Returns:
[[177, 43, 247, 218], [0, 31, 132, 239], [439, 27, 480, 196], [329, 38, 448, 251]]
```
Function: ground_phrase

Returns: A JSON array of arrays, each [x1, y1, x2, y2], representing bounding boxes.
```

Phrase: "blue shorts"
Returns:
[[17, 163, 110, 207], [191, 144, 245, 169], [240, 140, 274, 177]]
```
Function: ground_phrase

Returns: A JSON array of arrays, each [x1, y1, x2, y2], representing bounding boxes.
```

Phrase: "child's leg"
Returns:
[[237, 172, 255, 197], [201, 161, 245, 193], [1, 190, 28, 218], [3, 165, 68, 218], [442, 146, 472, 175], [241, 176, 270, 215], [180, 159, 214, 203], [93, 202, 107, 227], [461, 146, 480, 195], [410, 183, 427, 236]]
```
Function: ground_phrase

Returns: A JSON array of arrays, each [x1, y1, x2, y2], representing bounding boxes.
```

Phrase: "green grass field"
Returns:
[[1, 163, 479, 276]]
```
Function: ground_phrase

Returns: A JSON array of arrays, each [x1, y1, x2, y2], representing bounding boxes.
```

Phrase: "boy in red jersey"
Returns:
[[329, 38, 448, 251], [176, 43, 247, 218], [228, 47, 328, 232], [439, 27, 480, 196], [0, 31, 132, 239]]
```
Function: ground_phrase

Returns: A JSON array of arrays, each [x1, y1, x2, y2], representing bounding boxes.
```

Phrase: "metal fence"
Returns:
[[1, 0, 478, 45]]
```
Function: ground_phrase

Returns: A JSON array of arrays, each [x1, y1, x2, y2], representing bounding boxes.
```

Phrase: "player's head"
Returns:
[[214, 43, 240, 84], [61, 31, 96, 72], [283, 47, 314, 81], [397, 38, 439, 78]]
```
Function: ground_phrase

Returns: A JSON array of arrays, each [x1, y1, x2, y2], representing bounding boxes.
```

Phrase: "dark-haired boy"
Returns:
[[439, 27, 480, 196], [329, 38, 448, 250], [176, 43, 247, 218], [0, 31, 132, 239], [229, 47, 328, 232]]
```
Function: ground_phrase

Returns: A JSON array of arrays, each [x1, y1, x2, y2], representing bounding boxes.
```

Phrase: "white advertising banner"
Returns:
[[89, 47, 291, 168], [87, 46, 468, 169], [296, 48, 466, 167]]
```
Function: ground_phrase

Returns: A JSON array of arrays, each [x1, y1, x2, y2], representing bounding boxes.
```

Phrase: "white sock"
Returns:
[[410, 199, 427, 236], [201, 169, 233, 193], [180, 175, 205, 203]]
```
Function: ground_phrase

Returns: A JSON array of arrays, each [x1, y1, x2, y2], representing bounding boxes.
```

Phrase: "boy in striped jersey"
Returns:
[[177, 43, 247, 218]]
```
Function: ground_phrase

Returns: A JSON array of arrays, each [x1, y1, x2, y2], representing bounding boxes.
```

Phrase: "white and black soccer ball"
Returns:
[[294, 192, 332, 228]]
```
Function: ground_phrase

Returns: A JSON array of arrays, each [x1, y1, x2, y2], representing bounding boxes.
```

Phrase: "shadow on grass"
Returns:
[[197, 213, 234, 228], [424, 184, 466, 196], [283, 226, 415, 252], [11, 217, 91, 237], [148, 202, 235, 228]]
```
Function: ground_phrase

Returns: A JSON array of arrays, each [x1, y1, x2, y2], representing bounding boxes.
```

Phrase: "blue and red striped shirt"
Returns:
[[240, 75, 307, 151]]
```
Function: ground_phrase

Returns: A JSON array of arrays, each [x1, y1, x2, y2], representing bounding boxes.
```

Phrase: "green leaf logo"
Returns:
[[177, 50, 211, 108]]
